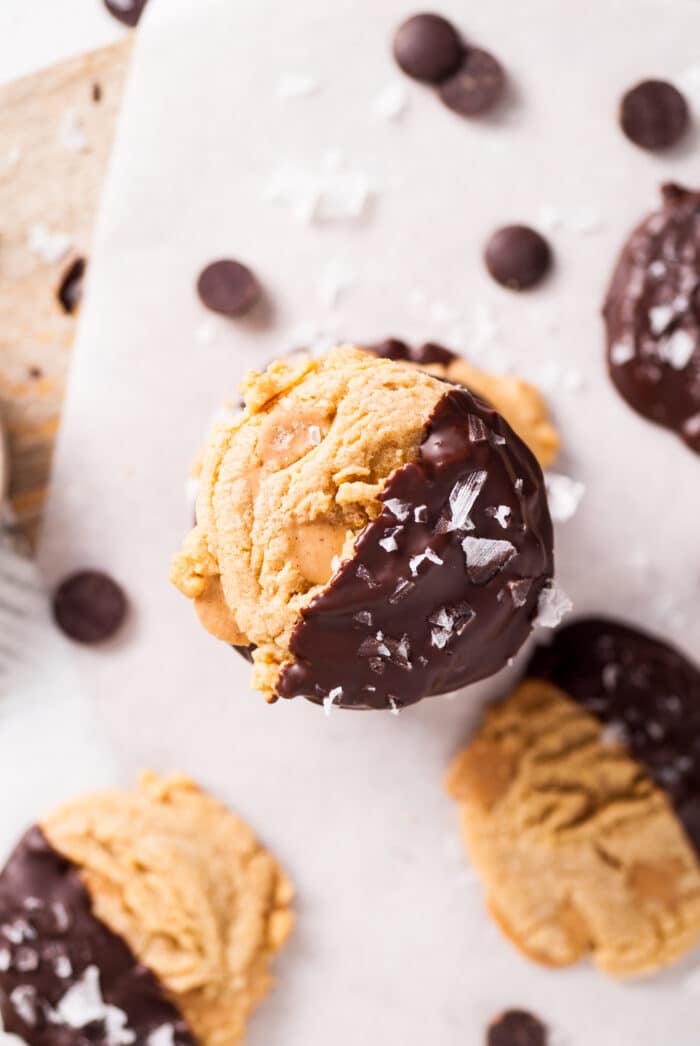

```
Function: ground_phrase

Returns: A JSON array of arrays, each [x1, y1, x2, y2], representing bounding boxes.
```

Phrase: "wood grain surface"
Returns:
[[0, 38, 132, 547]]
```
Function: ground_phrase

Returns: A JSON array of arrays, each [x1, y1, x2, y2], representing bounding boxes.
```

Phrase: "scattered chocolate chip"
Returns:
[[57, 257, 86, 315], [92, 82, 103, 104], [487, 1009, 548, 1046], [620, 80, 690, 151], [484, 225, 551, 291], [439, 48, 505, 117], [197, 260, 262, 317], [393, 13, 463, 84], [52, 570, 128, 644], [103, 0, 149, 27], [28, 366, 43, 381]]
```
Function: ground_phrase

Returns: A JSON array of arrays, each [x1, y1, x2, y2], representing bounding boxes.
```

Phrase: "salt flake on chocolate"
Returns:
[[9, 987, 37, 1027], [388, 578, 415, 604], [662, 329, 695, 369], [442, 470, 488, 533], [148, 1026, 176, 1046], [384, 498, 410, 521], [356, 564, 379, 588], [461, 537, 516, 584], [55, 966, 135, 1045], [610, 341, 635, 366], [409, 548, 443, 576], [508, 578, 532, 608], [486, 504, 511, 529], [379, 526, 403, 552]]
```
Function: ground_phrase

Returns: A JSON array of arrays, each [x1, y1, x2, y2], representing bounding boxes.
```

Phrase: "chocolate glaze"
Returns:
[[604, 184, 700, 454], [0, 827, 195, 1045], [277, 386, 554, 710], [367, 338, 457, 367], [528, 617, 700, 854]]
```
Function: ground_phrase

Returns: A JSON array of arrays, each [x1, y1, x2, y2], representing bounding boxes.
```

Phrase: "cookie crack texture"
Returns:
[[446, 680, 700, 977]]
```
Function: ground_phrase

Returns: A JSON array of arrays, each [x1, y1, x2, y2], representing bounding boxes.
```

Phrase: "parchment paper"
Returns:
[[37, 0, 700, 1041]]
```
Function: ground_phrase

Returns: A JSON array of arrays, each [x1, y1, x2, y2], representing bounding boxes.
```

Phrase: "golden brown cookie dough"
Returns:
[[446, 680, 700, 977], [42, 772, 294, 1046], [171, 347, 451, 698]]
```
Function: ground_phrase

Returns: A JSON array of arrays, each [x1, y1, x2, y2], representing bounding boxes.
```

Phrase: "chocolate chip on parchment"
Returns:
[[484, 225, 552, 290], [487, 1009, 548, 1046], [197, 260, 262, 317], [103, 0, 149, 27], [620, 80, 690, 151], [53, 570, 128, 644], [57, 257, 86, 315], [393, 13, 463, 83], [439, 48, 505, 117]]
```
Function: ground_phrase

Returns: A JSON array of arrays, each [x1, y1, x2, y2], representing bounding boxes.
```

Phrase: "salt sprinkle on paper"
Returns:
[[57, 110, 89, 153], [28, 224, 72, 265], [266, 158, 372, 224], [372, 81, 408, 120], [276, 73, 319, 99], [545, 472, 585, 523], [534, 582, 573, 629]]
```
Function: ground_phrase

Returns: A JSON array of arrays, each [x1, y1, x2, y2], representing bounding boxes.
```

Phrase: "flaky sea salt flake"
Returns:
[[534, 582, 573, 629], [414, 505, 428, 523], [445, 470, 488, 532], [353, 610, 373, 627], [545, 472, 585, 523], [28, 224, 72, 265], [57, 109, 89, 153], [462, 537, 517, 584], [379, 526, 403, 553], [323, 688, 343, 716], [356, 564, 379, 588], [610, 341, 635, 366], [662, 329, 695, 369], [372, 81, 408, 120], [508, 578, 532, 608], [384, 498, 410, 521], [409, 548, 443, 576], [486, 504, 511, 529], [56, 965, 135, 1044], [388, 697, 401, 716], [276, 73, 319, 99], [148, 1027, 176, 1046]]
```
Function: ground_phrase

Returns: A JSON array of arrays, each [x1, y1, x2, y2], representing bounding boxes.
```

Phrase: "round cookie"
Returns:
[[171, 346, 554, 710], [446, 622, 700, 978], [604, 184, 700, 454], [0, 774, 293, 1045], [365, 339, 560, 469]]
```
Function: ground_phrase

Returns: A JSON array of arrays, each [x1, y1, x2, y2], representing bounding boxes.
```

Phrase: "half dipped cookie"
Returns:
[[171, 346, 555, 710], [446, 618, 700, 977], [0, 774, 293, 1045]]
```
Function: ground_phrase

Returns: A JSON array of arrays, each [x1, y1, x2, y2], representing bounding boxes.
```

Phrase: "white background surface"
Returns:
[[11, 0, 700, 1042], [0, 0, 125, 87]]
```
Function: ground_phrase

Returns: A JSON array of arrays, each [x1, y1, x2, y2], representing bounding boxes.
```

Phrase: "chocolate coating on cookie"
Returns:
[[604, 184, 700, 453], [0, 827, 194, 1045], [528, 617, 700, 853], [277, 386, 554, 710]]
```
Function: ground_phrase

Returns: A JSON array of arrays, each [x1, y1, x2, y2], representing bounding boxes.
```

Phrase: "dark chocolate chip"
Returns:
[[487, 1009, 548, 1046], [620, 80, 690, 151], [197, 259, 261, 317], [528, 617, 700, 856], [393, 13, 463, 84], [276, 386, 553, 710], [92, 82, 102, 104], [484, 225, 551, 291], [103, 0, 149, 27], [28, 366, 43, 381], [604, 184, 700, 453], [52, 570, 128, 644], [368, 338, 413, 361], [0, 827, 195, 1044], [439, 48, 505, 117], [57, 258, 86, 315]]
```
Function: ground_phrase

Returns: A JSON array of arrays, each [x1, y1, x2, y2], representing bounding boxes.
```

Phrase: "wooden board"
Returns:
[[0, 38, 132, 547]]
